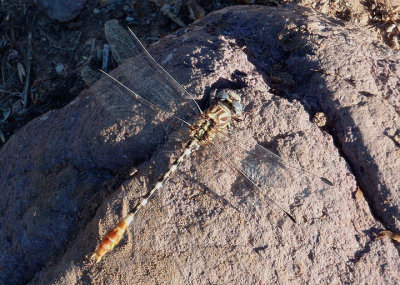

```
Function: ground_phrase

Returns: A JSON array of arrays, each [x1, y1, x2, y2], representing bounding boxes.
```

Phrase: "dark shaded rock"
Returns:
[[34, 0, 87, 22], [1, 4, 399, 284]]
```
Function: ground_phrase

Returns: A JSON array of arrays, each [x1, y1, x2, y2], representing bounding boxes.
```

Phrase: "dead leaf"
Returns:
[[354, 186, 364, 200], [187, 0, 205, 20]]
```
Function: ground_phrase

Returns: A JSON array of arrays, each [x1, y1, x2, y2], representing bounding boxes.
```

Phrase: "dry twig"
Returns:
[[22, 32, 32, 109]]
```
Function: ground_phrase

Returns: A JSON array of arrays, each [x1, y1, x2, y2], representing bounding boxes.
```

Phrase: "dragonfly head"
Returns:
[[217, 90, 243, 118]]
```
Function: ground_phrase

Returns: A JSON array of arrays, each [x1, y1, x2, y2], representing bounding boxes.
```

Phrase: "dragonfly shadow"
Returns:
[[189, 176, 241, 213]]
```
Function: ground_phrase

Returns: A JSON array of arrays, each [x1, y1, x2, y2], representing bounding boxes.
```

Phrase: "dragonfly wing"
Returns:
[[89, 20, 200, 123], [210, 131, 333, 189], [181, 139, 295, 222], [195, 131, 334, 220]]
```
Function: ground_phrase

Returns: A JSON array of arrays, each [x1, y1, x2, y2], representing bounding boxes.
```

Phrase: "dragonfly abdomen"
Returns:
[[92, 140, 197, 263]]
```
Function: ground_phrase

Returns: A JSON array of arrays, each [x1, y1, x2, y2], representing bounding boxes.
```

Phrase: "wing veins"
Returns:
[[99, 69, 193, 128], [209, 140, 297, 223]]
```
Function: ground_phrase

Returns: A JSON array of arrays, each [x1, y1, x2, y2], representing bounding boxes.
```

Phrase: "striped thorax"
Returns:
[[190, 90, 242, 145]]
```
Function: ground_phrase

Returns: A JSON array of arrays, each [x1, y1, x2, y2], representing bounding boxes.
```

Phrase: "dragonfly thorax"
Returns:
[[189, 91, 242, 145]]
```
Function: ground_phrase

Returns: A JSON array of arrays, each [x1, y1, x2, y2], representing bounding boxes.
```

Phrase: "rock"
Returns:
[[55, 63, 65, 75], [34, 0, 87, 22], [0, 4, 399, 284], [93, 8, 100, 15], [125, 16, 135, 23]]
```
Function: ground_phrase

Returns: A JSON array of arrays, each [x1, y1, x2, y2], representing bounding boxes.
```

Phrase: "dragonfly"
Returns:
[[88, 20, 333, 263]]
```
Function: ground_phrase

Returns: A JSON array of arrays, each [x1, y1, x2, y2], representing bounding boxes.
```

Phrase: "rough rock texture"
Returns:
[[0, 4, 399, 284]]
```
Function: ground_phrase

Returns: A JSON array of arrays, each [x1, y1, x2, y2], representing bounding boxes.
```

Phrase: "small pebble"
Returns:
[[394, 133, 400, 146], [55, 63, 65, 75], [312, 112, 327, 127], [125, 16, 134, 23]]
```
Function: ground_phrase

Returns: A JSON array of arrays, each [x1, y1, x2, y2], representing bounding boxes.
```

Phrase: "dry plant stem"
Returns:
[[23, 32, 32, 109], [68, 31, 82, 66], [160, 4, 186, 28], [102, 44, 110, 72], [1, 59, 5, 85]]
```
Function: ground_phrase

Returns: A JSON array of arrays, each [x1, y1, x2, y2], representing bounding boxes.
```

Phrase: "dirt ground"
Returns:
[[0, 0, 399, 146]]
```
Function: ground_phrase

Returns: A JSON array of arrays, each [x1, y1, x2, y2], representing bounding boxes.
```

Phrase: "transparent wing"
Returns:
[[185, 131, 333, 222], [211, 132, 333, 189], [89, 19, 201, 123]]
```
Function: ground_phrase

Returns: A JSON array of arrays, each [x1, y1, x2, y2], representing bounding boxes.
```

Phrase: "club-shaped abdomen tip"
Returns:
[[92, 214, 134, 263]]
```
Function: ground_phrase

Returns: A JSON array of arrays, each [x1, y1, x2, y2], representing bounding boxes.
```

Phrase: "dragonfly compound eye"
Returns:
[[217, 90, 230, 101], [232, 100, 243, 115]]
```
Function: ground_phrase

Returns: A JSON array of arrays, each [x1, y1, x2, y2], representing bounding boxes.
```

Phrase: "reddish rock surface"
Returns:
[[0, 4, 399, 284]]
